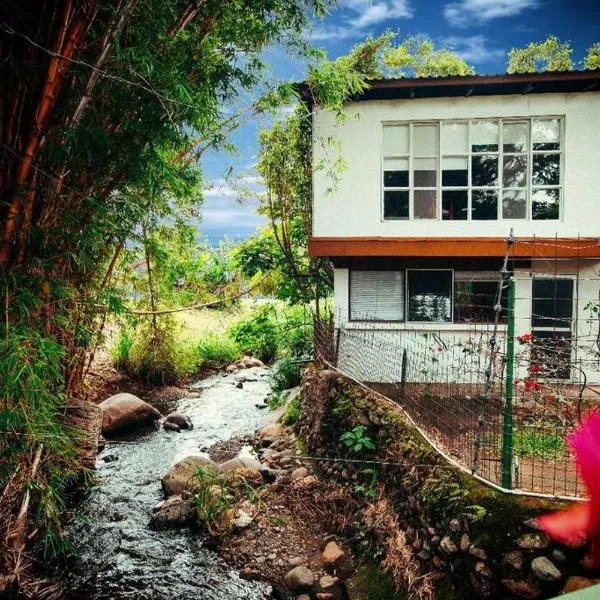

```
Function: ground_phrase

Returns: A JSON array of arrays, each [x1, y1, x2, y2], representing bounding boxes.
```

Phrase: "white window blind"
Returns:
[[350, 271, 405, 321]]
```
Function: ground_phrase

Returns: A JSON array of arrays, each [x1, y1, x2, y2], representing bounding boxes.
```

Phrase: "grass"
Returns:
[[195, 333, 240, 368], [513, 425, 568, 459]]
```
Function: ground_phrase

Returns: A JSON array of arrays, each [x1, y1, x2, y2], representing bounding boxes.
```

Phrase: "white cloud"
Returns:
[[443, 0, 539, 27], [309, 1, 413, 42], [441, 35, 505, 64]]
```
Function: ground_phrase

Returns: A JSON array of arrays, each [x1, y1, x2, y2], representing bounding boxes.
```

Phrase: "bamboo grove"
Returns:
[[0, 1, 327, 594]]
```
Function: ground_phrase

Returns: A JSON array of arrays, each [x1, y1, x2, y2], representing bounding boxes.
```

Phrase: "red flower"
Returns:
[[528, 364, 544, 373], [524, 378, 541, 392], [518, 333, 533, 343], [537, 410, 600, 568]]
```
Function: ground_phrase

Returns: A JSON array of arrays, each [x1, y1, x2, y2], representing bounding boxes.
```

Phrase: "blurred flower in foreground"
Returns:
[[537, 410, 600, 568]]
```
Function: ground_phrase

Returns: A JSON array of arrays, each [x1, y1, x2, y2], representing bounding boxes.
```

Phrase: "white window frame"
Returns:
[[381, 117, 564, 222], [406, 269, 454, 324]]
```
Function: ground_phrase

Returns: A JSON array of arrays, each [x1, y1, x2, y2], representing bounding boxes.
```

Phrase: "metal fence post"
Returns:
[[501, 276, 516, 489]]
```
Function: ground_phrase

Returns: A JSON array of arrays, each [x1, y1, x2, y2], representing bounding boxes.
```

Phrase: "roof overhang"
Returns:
[[308, 237, 600, 259], [298, 71, 600, 106]]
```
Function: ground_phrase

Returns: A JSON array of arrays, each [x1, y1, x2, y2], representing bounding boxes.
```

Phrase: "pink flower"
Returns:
[[518, 333, 533, 343], [528, 364, 544, 374], [524, 378, 541, 392]]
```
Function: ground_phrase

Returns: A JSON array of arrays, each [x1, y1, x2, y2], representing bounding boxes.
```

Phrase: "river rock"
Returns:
[[259, 422, 284, 439], [531, 556, 562, 582], [164, 413, 193, 430], [237, 356, 265, 369], [516, 533, 550, 551], [291, 466, 309, 480], [284, 566, 315, 591], [161, 455, 215, 497], [234, 509, 253, 529], [440, 536, 458, 555], [150, 495, 195, 529], [99, 393, 162, 435], [503, 550, 524, 571], [322, 541, 345, 568], [163, 421, 181, 432], [319, 575, 338, 589], [219, 455, 262, 473], [501, 578, 540, 599]]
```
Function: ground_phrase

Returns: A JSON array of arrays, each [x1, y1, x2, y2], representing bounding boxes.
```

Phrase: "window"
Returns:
[[350, 271, 404, 321], [453, 272, 507, 324], [407, 270, 452, 322], [383, 118, 562, 222]]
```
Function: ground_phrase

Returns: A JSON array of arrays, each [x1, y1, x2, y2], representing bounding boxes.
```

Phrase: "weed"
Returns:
[[282, 395, 301, 426], [354, 467, 380, 498], [196, 333, 240, 368], [191, 467, 235, 535], [270, 357, 303, 393], [340, 425, 376, 454]]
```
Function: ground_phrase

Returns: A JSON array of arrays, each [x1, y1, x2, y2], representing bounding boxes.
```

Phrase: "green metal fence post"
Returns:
[[501, 276, 516, 489]]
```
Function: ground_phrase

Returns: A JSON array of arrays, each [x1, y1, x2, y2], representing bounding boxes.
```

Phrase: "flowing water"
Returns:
[[66, 367, 273, 600]]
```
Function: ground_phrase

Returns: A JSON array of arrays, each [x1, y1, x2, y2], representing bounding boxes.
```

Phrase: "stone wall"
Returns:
[[297, 365, 599, 599]]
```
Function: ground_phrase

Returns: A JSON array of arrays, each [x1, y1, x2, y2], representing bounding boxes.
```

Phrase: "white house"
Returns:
[[306, 71, 600, 384]]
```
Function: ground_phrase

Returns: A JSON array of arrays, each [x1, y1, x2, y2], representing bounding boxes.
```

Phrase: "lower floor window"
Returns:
[[349, 269, 504, 324]]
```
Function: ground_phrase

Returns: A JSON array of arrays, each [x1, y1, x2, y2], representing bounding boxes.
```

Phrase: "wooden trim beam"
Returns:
[[308, 237, 600, 258]]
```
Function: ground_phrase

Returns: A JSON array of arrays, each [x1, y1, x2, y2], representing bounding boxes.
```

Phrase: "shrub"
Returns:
[[270, 357, 303, 393], [112, 328, 134, 371], [278, 305, 313, 358], [340, 425, 376, 454], [282, 394, 301, 426], [228, 304, 279, 363], [196, 333, 240, 368]]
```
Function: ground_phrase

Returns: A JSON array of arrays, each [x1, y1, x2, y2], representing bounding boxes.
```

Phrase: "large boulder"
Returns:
[[99, 393, 162, 435], [150, 495, 196, 529], [161, 455, 215, 497], [163, 413, 194, 431]]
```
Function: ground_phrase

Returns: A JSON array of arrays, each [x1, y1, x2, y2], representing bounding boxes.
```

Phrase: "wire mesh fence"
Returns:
[[313, 235, 600, 500]]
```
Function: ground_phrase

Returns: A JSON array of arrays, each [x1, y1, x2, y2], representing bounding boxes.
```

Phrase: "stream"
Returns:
[[66, 367, 273, 599]]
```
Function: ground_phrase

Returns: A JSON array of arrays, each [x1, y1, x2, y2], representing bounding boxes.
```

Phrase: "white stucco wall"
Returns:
[[313, 92, 600, 238]]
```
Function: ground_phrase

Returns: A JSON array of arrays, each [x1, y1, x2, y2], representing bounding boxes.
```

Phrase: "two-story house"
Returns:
[[307, 71, 600, 384]]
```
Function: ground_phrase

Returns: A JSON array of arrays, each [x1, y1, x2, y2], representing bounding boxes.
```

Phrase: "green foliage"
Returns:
[[195, 333, 240, 368], [191, 466, 235, 533], [513, 422, 568, 459], [585, 43, 600, 70], [112, 328, 135, 371], [340, 425, 376, 455], [270, 358, 303, 393], [282, 394, 301, 426], [228, 304, 279, 363], [354, 467, 380, 498], [507, 36, 573, 73], [384, 37, 475, 77]]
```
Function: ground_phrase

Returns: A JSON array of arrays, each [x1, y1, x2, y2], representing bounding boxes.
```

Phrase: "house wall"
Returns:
[[313, 92, 600, 238], [333, 262, 600, 384]]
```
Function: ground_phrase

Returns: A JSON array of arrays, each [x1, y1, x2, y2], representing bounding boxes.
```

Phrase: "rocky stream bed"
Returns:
[[65, 365, 274, 600]]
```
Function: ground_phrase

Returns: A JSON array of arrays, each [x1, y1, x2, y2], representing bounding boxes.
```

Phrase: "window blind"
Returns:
[[350, 271, 404, 321]]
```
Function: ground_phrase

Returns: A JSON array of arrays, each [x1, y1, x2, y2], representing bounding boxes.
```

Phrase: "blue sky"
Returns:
[[199, 0, 600, 245]]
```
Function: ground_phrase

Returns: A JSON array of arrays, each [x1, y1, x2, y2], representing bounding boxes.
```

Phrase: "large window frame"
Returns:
[[382, 117, 564, 222]]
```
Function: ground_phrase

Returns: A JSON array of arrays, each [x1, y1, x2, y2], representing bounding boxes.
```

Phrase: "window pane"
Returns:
[[503, 121, 528, 152], [414, 157, 437, 187], [383, 125, 409, 155], [472, 121, 499, 152], [533, 119, 560, 151], [532, 154, 560, 185], [532, 279, 573, 329], [454, 280, 506, 323], [407, 270, 452, 322], [414, 190, 437, 219], [503, 155, 528, 187], [442, 190, 468, 220], [413, 124, 438, 156], [502, 189, 527, 219], [532, 189, 560, 220], [384, 190, 409, 219], [442, 156, 468, 186], [472, 190, 498, 220], [472, 155, 498, 186], [441, 122, 468, 154], [384, 158, 409, 187], [350, 271, 404, 321]]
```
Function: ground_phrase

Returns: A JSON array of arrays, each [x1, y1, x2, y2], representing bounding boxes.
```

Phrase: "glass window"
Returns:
[[472, 155, 498, 186], [532, 154, 560, 186], [414, 190, 437, 219], [413, 124, 438, 156], [441, 121, 468, 154], [502, 189, 527, 219], [472, 190, 498, 220], [532, 189, 560, 220], [503, 155, 528, 187], [442, 156, 468, 186], [407, 270, 452, 322], [384, 158, 409, 187], [453, 272, 507, 323], [503, 121, 528, 153], [350, 271, 404, 321], [414, 157, 437, 187], [383, 125, 409, 155], [533, 119, 560, 151], [472, 120, 499, 152], [384, 190, 409, 218], [442, 190, 468, 220]]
